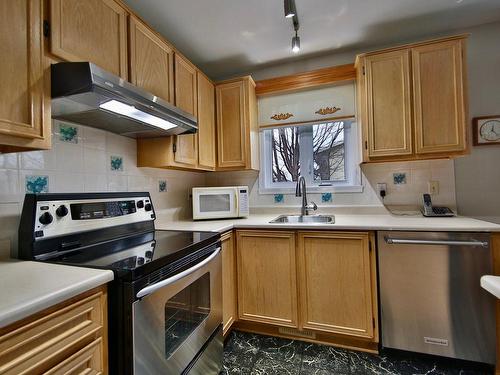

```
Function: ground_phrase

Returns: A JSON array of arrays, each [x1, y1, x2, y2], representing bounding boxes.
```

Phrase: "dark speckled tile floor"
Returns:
[[220, 331, 493, 375]]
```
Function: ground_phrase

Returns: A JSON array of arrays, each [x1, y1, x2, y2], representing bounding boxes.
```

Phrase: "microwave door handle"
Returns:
[[136, 247, 221, 299], [235, 191, 239, 215]]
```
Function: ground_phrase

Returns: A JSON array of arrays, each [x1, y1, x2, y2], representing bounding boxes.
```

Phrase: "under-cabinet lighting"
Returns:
[[99, 100, 177, 130]]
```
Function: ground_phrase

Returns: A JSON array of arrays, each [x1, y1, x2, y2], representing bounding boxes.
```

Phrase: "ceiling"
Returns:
[[123, 0, 500, 79]]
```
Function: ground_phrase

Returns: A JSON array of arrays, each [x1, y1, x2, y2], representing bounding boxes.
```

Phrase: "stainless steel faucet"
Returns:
[[295, 176, 317, 216]]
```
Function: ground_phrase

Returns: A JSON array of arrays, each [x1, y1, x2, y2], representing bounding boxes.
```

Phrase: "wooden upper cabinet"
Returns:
[[129, 15, 174, 103], [236, 230, 298, 328], [297, 232, 377, 339], [50, 0, 128, 78], [216, 77, 259, 171], [412, 39, 467, 154], [174, 54, 198, 167], [357, 35, 468, 163], [364, 50, 412, 158], [197, 72, 216, 170], [175, 55, 198, 117], [0, 0, 50, 152]]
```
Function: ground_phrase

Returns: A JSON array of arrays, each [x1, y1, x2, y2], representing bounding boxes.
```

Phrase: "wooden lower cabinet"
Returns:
[[236, 231, 298, 328], [233, 229, 379, 352], [0, 286, 108, 375], [297, 231, 377, 339], [222, 231, 237, 336]]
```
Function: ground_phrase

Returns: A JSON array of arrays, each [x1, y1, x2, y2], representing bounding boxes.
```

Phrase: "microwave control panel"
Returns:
[[238, 187, 249, 217]]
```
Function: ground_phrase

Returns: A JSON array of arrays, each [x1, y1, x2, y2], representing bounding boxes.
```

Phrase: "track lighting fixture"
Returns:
[[292, 31, 300, 53], [284, 0, 296, 18]]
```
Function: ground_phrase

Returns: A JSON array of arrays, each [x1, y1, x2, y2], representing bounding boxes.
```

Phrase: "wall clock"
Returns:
[[473, 115, 500, 146]]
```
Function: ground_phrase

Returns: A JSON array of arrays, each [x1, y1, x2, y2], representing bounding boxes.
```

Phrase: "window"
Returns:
[[260, 120, 362, 193]]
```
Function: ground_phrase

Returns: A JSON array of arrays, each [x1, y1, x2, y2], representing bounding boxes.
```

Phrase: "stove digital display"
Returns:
[[70, 200, 137, 220]]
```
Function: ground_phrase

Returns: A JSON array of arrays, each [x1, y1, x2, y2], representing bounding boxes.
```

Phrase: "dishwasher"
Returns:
[[378, 231, 495, 364]]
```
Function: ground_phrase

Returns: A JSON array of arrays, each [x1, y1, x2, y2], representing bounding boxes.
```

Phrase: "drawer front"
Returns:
[[0, 291, 105, 375], [44, 338, 103, 375]]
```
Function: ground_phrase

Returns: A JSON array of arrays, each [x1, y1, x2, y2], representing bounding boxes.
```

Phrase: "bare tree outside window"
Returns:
[[313, 122, 345, 181], [271, 126, 300, 182], [270, 122, 345, 183]]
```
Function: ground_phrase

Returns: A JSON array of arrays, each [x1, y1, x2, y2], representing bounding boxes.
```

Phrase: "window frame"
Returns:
[[259, 120, 363, 194]]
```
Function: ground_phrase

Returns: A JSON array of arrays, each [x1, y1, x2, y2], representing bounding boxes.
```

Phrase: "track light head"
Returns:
[[292, 33, 300, 53], [284, 0, 296, 18]]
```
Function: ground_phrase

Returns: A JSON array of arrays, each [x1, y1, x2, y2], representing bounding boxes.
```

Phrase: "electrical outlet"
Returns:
[[377, 183, 387, 198], [428, 180, 439, 195]]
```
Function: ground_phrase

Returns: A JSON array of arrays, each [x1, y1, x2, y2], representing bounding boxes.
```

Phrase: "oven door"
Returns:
[[193, 188, 238, 220], [132, 247, 222, 374]]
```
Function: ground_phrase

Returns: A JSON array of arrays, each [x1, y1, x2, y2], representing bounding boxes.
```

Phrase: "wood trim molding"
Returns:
[[259, 115, 355, 129], [255, 64, 356, 96]]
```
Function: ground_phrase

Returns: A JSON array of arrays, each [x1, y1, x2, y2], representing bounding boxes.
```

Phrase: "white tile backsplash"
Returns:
[[0, 121, 206, 256]]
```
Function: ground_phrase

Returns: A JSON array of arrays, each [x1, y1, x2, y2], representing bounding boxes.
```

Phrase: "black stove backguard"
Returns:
[[18, 192, 155, 260]]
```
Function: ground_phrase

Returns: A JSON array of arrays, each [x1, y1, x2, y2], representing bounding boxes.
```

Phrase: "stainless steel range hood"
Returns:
[[51, 62, 197, 138]]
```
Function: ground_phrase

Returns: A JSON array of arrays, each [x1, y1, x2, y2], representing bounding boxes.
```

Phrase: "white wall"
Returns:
[[453, 22, 500, 223], [0, 121, 205, 257]]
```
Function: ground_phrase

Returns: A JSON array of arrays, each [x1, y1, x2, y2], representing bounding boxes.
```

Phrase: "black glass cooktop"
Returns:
[[51, 230, 220, 280]]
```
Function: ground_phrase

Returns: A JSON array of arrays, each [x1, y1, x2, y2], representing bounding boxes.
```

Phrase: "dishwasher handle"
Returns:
[[384, 237, 489, 248]]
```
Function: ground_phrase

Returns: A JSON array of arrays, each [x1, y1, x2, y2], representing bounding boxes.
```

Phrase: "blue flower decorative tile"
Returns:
[[393, 172, 407, 185], [110, 155, 123, 171], [274, 194, 284, 204], [59, 123, 78, 143], [321, 192, 333, 203], [25, 175, 49, 193], [158, 180, 167, 192]]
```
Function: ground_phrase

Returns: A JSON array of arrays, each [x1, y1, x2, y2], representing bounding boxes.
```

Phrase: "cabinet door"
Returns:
[[216, 81, 247, 168], [129, 16, 174, 103], [236, 231, 298, 327], [50, 0, 128, 78], [297, 232, 376, 339], [222, 232, 237, 335], [197, 72, 216, 170], [174, 55, 198, 166], [0, 0, 50, 151], [412, 40, 467, 154], [365, 50, 412, 158]]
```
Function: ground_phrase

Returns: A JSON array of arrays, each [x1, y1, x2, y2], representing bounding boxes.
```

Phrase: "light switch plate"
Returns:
[[428, 180, 439, 195]]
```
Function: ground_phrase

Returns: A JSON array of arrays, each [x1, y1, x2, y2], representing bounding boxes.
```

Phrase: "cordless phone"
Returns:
[[421, 194, 455, 217]]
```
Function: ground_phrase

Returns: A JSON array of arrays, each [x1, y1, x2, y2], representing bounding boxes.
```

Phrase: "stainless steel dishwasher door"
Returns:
[[378, 231, 495, 364]]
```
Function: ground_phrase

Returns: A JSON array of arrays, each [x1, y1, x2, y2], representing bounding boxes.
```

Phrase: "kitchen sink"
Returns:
[[270, 214, 335, 224]]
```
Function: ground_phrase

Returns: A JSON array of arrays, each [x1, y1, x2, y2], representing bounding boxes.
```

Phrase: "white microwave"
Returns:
[[192, 186, 249, 220]]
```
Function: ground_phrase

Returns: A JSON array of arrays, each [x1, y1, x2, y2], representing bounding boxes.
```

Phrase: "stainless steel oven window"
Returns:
[[200, 194, 231, 212], [165, 273, 211, 359], [133, 247, 222, 375]]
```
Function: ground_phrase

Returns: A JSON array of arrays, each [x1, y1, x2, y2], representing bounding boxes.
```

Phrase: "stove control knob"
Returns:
[[145, 203, 152, 212], [137, 257, 145, 266], [39, 212, 53, 225], [145, 250, 153, 258], [56, 205, 68, 217], [136, 200, 144, 209]]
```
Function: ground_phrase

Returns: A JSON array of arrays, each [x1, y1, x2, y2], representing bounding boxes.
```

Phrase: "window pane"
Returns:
[[313, 122, 345, 181], [271, 127, 300, 182]]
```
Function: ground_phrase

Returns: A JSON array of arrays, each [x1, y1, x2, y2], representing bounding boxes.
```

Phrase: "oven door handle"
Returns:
[[136, 247, 221, 299]]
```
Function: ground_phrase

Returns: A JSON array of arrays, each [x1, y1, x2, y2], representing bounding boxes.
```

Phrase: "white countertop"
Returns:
[[155, 210, 500, 233], [481, 275, 500, 299], [0, 260, 113, 328]]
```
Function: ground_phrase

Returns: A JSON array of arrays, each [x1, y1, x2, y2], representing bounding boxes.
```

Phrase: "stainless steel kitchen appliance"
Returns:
[[51, 62, 197, 138], [18, 192, 222, 375], [378, 231, 495, 364]]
